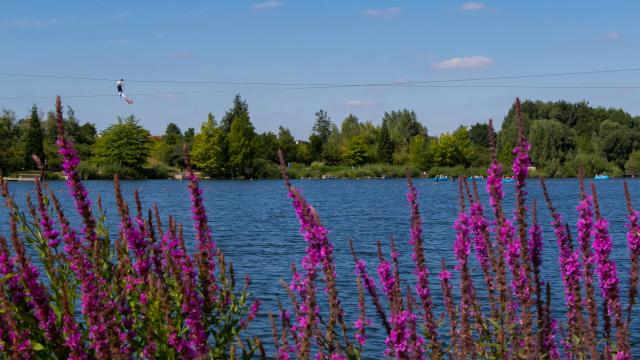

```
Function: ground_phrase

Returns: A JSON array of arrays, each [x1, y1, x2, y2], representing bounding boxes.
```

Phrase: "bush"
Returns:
[[141, 163, 171, 179], [251, 158, 280, 179], [76, 162, 100, 180], [99, 163, 139, 180]]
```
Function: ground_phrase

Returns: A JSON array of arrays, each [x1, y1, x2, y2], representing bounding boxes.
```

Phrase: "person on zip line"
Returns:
[[116, 78, 134, 104]]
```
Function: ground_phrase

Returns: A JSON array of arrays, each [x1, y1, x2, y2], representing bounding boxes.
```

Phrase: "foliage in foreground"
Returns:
[[0, 97, 639, 359], [0, 97, 261, 359]]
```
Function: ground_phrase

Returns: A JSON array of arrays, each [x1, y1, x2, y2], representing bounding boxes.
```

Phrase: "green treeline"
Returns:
[[2, 96, 640, 179]]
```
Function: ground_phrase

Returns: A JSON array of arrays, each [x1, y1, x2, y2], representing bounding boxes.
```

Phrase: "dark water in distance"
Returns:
[[1, 178, 639, 357]]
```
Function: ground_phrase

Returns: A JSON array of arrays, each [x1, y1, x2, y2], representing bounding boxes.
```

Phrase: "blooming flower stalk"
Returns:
[[623, 181, 640, 326], [591, 183, 630, 357], [406, 177, 440, 355]]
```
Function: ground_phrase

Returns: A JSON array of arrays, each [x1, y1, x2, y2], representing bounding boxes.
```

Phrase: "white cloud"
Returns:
[[362, 7, 401, 18], [252, 0, 283, 11], [0, 18, 60, 29], [605, 31, 620, 40], [459, 2, 487, 11], [346, 100, 377, 108], [432, 56, 494, 70]]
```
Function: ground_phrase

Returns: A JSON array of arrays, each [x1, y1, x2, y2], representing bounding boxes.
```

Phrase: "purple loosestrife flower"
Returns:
[[52, 98, 134, 357], [62, 313, 86, 360], [352, 255, 390, 333], [623, 181, 640, 326], [511, 98, 536, 353], [377, 259, 395, 298], [486, 162, 504, 208], [114, 177, 152, 278], [59, 225, 110, 356], [469, 200, 494, 291], [576, 179, 599, 354], [406, 178, 439, 355], [353, 317, 370, 347], [281, 158, 348, 357], [0, 236, 27, 308], [166, 230, 207, 357], [453, 201, 476, 357], [353, 276, 370, 347], [0, 291, 33, 359], [591, 183, 629, 356], [485, 119, 511, 354], [240, 299, 261, 328], [384, 308, 425, 359], [439, 260, 457, 355], [184, 161, 219, 309], [544, 319, 561, 360], [528, 206, 543, 276], [54, 97, 100, 255], [161, 221, 207, 355], [528, 202, 545, 352], [541, 179, 587, 355], [284, 184, 323, 357], [2, 194, 61, 345], [34, 178, 61, 248]]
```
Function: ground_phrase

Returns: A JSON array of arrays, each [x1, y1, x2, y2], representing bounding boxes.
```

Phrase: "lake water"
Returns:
[[1, 178, 639, 357]]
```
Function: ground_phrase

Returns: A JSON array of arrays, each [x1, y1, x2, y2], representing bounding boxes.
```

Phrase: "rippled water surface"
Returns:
[[1, 178, 639, 357]]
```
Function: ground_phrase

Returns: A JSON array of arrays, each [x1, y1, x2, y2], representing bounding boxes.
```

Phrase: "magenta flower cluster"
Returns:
[[2, 96, 639, 359]]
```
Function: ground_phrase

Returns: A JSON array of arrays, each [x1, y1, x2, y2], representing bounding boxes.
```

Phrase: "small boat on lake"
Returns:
[[433, 175, 448, 182], [502, 177, 515, 183], [467, 175, 484, 181], [594, 174, 610, 180]]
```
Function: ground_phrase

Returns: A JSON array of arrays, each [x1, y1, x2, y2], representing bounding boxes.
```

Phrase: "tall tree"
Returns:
[[312, 109, 333, 144], [343, 135, 369, 166], [192, 114, 225, 176], [377, 119, 394, 164], [23, 105, 45, 169], [255, 131, 279, 163], [528, 119, 575, 168], [469, 122, 490, 148], [227, 113, 256, 177], [278, 126, 297, 162], [164, 123, 183, 145], [340, 114, 360, 140], [0, 109, 23, 172], [383, 109, 426, 150], [221, 94, 250, 134], [408, 134, 429, 169], [92, 115, 151, 170]]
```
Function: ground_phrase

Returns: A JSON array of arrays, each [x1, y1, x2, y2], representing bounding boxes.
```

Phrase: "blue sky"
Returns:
[[1, 1, 639, 138]]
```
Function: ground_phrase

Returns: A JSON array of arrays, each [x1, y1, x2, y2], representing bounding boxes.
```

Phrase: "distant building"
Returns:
[[295, 140, 309, 145]]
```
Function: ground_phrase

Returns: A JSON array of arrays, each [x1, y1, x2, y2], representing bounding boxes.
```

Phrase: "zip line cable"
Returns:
[[2, 66, 640, 87], [2, 84, 640, 100]]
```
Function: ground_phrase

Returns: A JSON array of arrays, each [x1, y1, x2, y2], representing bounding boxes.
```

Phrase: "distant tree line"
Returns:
[[2, 96, 640, 179]]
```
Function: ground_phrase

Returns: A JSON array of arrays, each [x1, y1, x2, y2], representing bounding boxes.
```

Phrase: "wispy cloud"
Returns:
[[252, 0, 283, 11], [459, 2, 486, 11], [0, 17, 60, 29], [432, 56, 494, 70], [605, 31, 620, 40], [362, 7, 401, 18], [156, 32, 166, 38], [346, 100, 377, 108]]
